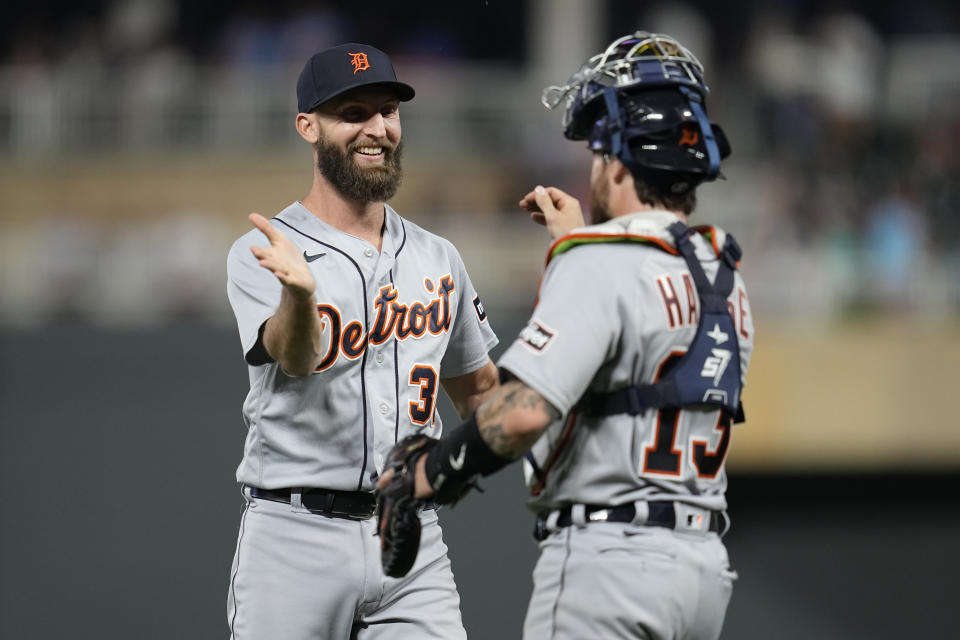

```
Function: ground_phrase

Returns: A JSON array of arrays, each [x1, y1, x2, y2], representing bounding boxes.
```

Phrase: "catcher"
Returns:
[[378, 31, 754, 640]]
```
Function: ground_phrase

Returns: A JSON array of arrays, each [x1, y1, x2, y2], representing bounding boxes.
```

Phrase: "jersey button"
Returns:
[[375, 352, 384, 364], [364, 248, 375, 258], [379, 403, 389, 415]]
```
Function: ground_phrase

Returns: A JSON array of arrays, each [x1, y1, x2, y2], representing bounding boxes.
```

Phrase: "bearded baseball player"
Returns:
[[377, 32, 754, 639], [225, 43, 498, 639]]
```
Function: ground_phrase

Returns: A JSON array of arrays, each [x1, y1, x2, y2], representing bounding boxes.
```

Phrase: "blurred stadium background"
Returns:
[[0, 1, 957, 638]]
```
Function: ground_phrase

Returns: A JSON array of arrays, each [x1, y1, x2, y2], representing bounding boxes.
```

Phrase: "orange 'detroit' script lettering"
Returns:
[[314, 275, 456, 372]]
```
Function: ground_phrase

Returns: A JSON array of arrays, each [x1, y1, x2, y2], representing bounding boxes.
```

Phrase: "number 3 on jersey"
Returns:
[[643, 352, 732, 479], [409, 365, 439, 425]]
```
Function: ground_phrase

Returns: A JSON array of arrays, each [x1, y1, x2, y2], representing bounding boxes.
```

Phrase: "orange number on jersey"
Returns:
[[408, 365, 438, 425], [692, 412, 732, 479], [643, 352, 685, 475], [642, 352, 733, 478]]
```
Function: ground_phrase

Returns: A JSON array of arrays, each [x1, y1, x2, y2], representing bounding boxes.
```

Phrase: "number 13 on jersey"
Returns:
[[642, 352, 732, 479]]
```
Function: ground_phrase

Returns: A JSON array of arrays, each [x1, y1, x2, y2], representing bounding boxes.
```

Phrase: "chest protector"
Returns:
[[578, 221, 745, 422]]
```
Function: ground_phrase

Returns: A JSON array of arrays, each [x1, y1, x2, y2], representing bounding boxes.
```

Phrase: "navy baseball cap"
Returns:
[[296, 43, 415, 113]]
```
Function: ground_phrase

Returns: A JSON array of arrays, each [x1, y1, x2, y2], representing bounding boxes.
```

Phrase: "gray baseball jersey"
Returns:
[[499, 209, 754, 513], [226, 201, 498, 491]]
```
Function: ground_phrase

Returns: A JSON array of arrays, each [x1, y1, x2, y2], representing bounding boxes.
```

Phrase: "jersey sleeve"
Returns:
[[498, 247, 623, 416], [439, 244, 499, 378], [226, 231, 282, 365]]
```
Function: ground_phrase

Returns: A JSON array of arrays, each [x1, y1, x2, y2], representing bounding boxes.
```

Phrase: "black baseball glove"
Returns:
[[376, 434, 437, 578]]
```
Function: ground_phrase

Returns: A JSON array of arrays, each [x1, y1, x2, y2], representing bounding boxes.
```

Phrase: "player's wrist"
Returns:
[[423, 414, 511, 504], [413, 455, 432, 499], [283, 284, 317, 305]]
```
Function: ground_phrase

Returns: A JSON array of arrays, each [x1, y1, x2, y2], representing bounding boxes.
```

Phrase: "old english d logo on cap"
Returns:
[[679, 125, 699, 146], [348, 52, 370, 74]]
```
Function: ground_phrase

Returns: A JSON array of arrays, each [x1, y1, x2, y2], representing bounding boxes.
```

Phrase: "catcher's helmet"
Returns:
[[542, 32, 731, 194]]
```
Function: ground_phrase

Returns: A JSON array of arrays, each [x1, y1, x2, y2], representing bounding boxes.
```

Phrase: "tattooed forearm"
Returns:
[[479, 422, 522, 459], [476, 381, 560, 460]]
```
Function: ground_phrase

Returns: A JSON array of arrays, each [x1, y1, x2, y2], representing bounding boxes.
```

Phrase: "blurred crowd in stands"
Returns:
[[1, 0, 959, 325]]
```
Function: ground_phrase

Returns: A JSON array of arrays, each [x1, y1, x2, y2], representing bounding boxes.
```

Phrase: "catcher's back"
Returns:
[[499, 213, 755, 513]]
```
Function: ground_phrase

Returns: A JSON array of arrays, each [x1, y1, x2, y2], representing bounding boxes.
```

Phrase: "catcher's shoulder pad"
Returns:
[[547, 212, 739, 266]]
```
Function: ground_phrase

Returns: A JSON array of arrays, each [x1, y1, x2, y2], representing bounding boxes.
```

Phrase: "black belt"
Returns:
[[533, 501, 723, 541], [250, 487, 378, 520]]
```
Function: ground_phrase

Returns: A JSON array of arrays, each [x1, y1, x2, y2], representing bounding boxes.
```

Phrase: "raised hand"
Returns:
[[248, 213, 316, 297], [519, 185, 585, 239]]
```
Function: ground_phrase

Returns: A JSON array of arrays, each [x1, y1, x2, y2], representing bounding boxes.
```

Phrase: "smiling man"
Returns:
[[224, 43, 499, 639]]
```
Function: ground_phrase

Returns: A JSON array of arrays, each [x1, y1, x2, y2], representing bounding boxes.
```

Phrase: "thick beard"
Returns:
[[589, 175, 612, 225], [315, 136, 403, 203]]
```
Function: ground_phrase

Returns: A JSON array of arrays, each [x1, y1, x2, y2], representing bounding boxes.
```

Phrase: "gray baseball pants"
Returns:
[[523, 523, 737, 639], [227, 488, 466, 639]]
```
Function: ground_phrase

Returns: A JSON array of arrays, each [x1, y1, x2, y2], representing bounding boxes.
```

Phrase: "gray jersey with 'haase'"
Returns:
[[499, 210, 754, 513], [227, 202, 498, 492]]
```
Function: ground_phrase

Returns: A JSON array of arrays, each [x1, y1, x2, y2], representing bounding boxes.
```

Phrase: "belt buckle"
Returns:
[[302, 489, 377, 520], [352, 502, 377, 520], [341, 495, 377, 520]]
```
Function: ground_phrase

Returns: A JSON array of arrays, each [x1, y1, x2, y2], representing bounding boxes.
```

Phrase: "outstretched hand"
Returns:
[[519, 185, 585, 239], [248, 213, 316, 297]]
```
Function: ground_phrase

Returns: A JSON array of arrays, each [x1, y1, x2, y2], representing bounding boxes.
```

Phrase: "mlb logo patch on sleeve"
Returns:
[[518, 321, 556, 353], [473, 295, 487, 322]]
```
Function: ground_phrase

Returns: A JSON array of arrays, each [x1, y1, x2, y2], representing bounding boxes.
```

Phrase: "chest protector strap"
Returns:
[[579, 221, 745, 423]]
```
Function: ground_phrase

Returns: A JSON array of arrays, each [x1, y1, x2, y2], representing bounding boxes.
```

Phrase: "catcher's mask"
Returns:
[[542, 31, 731, 194]]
